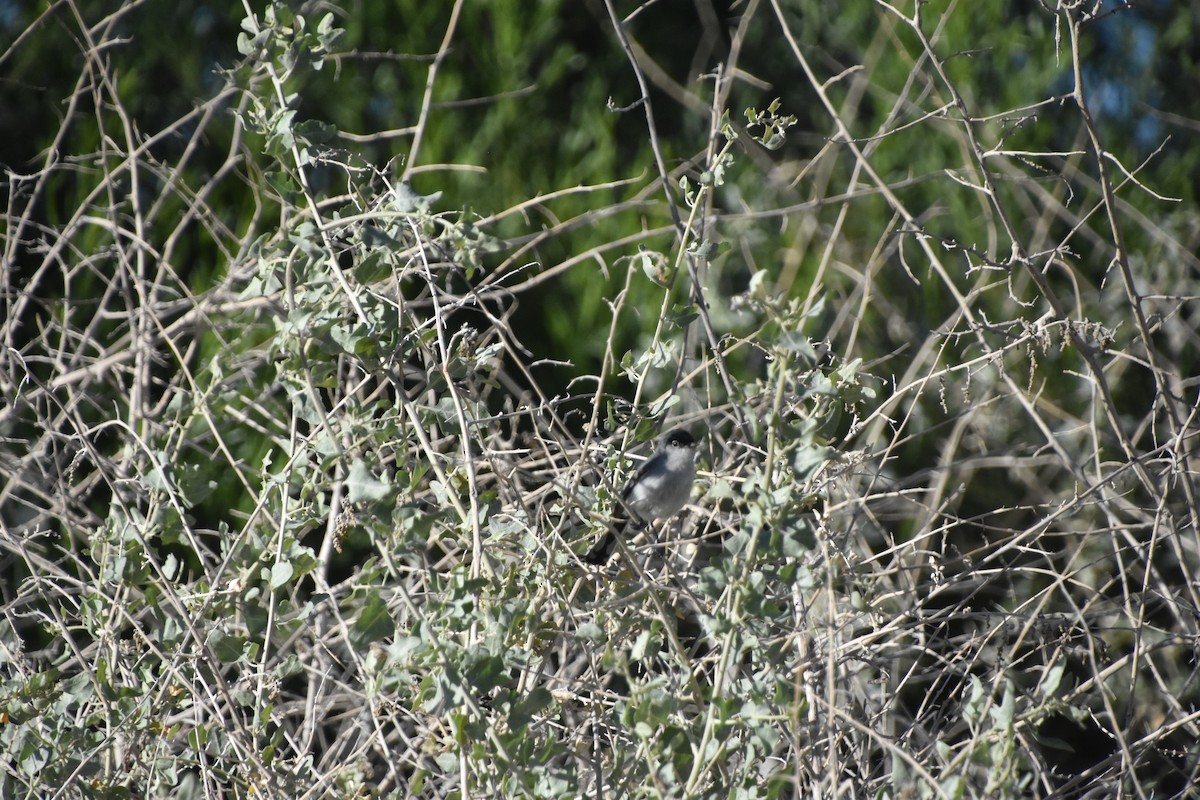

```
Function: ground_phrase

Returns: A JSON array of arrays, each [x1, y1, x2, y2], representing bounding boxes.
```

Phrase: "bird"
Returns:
[[583, 428, 698, 565]]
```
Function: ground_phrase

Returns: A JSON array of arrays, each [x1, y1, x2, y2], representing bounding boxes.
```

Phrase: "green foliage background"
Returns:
[[2, 0, 1199, 798]]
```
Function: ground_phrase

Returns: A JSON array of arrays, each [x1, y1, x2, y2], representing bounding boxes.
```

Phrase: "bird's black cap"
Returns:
[[663, 429, 696, 447]]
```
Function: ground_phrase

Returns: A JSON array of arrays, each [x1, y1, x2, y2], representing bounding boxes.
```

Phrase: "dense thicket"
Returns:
[[2, 1, 1198, 797]]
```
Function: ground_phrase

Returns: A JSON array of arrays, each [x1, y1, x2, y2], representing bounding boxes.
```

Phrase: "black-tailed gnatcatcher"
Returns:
[[583, 428, 698, 565]]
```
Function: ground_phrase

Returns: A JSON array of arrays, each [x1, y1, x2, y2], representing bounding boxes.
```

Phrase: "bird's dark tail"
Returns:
[[582, 519, 629, 564], [582, 532, 614, 564]]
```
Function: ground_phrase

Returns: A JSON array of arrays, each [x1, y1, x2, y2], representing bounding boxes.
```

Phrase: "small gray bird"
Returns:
[[583, 428, 698, 565]]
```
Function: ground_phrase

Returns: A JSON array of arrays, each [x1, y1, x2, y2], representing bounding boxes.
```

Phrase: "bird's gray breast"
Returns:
[[625, 457, 693, 521]]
